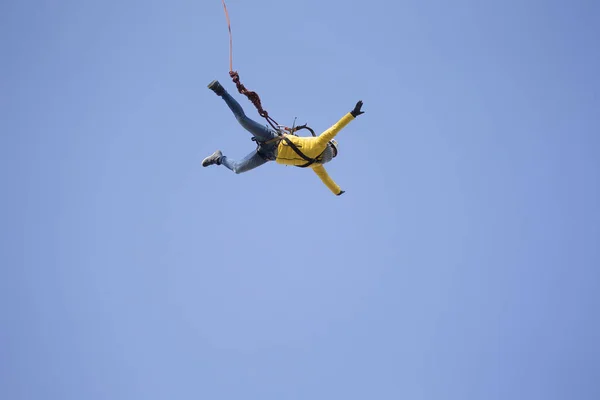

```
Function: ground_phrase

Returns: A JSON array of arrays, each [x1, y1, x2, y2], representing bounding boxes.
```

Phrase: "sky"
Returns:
[[1, 0, 599, 399]]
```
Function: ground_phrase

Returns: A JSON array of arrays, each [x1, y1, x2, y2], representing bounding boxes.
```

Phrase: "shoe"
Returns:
[[202, 150, 223, 167], [207, 80, 225, 96]]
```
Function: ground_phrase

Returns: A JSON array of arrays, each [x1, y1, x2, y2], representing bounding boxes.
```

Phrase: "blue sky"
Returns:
[[2, 0, 599, 399]]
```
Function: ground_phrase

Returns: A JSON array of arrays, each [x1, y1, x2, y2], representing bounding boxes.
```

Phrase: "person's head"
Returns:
[[330, 139, 338, 158], [320, 140, 338, 164]]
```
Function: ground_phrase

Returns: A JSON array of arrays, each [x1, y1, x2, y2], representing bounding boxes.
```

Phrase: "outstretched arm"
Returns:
[[312, 165, 344, 196], [316, 100, 365, 146]]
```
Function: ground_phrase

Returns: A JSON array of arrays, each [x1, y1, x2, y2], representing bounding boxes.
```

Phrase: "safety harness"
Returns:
[[252, 124, 323, 168]]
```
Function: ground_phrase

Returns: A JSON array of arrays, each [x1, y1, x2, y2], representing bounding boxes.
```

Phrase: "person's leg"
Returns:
[[208, 80, 277, 142], [220, 150, 269, 174]]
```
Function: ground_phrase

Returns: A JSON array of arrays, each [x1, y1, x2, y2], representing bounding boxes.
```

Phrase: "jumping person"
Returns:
[[201, 80, 364, 195]]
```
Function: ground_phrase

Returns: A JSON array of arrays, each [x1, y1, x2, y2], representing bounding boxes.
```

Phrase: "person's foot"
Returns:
[[202, 150, 223, 167], [207, 80, 225, 96]]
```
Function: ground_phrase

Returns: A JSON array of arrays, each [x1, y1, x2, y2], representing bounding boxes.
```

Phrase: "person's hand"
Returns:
[[351, 100, 364, 117]]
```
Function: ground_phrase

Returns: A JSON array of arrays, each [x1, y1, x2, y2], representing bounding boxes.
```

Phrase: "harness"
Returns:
[[253, 124, 320, 168]]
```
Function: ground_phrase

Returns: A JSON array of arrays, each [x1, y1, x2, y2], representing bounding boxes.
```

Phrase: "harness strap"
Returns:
[[250, 133, 277, 161], [261, 135, 284, 146], [252, 134, 318, 167], [281, 136, 317, 168]]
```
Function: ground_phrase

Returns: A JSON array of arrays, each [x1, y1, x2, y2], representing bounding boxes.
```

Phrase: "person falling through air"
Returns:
[[201, 80, 365, 196]]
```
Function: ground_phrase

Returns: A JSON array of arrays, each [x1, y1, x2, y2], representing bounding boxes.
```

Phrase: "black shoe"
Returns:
[[207, 80, 225, 96], [202, 150, 223, 167]]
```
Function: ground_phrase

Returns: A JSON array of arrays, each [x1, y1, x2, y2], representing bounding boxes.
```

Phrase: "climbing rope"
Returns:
[[221, 0, 280, 130]]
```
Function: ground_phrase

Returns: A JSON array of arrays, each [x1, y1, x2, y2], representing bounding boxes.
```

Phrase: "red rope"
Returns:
[[221, 0, 233, 71], [229, 71, 279, 130], [221, 0, 280, 131]]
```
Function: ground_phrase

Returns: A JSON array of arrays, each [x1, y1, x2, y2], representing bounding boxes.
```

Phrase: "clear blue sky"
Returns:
[[2, 0, 599, 399]]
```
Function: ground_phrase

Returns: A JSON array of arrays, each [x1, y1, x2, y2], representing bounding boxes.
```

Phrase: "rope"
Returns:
[[229, 71, 279, 130], [221, 0, 233, 71], [220, 0, 280, 131]]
